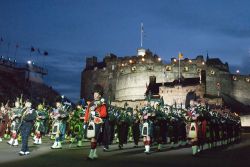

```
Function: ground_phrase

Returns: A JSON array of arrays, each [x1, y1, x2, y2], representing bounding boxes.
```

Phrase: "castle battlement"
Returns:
[[230, 74, 250, 82]]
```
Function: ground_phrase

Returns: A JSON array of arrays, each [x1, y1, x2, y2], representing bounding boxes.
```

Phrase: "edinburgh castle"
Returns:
[[81, 48, 250, 114]]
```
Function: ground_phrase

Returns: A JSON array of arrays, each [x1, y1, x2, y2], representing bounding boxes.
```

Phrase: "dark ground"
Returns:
[[0, 134, 250, 167]]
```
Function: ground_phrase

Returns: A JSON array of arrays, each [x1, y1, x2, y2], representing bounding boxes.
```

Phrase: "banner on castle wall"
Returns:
[[240, 115, 250, 127]]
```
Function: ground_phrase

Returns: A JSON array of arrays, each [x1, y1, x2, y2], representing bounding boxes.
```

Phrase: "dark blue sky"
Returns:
[[1, 0, 250, 102]]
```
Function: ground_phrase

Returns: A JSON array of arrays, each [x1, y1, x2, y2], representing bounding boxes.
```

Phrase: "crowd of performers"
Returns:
[[0, 89, 241, 159]]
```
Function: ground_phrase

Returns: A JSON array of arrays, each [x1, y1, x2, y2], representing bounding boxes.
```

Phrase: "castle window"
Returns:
[[112, 65, 115, 70], [94, 67, 98, 71], [166, 66, 172, 71], [210, 70, 215, 75], [148, 66, 153, 70], [184, 66, 189, 72], [131, 66, 136, 71]]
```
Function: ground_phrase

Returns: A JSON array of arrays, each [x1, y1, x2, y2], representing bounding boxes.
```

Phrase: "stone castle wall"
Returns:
[[159, 84, 204, 105], [81, 68, 112, 101], [205, 68, 233, 97], [116, 63, 165, 101], [230, 75, 250, 105]]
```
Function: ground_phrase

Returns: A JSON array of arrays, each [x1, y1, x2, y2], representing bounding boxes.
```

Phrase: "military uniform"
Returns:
[[131, 108, 141, 147], [107, 106, 117, 145], [140, 105, 154, 154], [19, 103, 37, 156], [70, 106, 85, 147], [84, 97, 107, 160], [116, 108, 129, 149], [51, 103, 69, 149], [34, 104, 49, 145], [8, 104, 23, 146], [0, 106, 9, 142], [186, 105, 199, 155]]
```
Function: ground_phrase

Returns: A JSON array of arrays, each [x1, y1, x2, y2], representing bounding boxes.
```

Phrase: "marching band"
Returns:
[[0, 91, 241, 159]]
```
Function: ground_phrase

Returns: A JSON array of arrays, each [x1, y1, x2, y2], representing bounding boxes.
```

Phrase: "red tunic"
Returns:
[[84, 101, 107, 123]]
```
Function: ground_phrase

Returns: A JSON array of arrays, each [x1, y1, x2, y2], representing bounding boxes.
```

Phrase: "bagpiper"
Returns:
[[116, 107, 129, 149], [140, 102, 154, 154], [51, 102, 69, 149], [0, 103, 10, 142], [7, 98, 23, 146], [33, 103, 49, 145], [186, 100, 199, 156], [69, 104, 85, 147], [84, 84, 107, 160], [131, 106, 141, 148], [107, 106, 118, 145]]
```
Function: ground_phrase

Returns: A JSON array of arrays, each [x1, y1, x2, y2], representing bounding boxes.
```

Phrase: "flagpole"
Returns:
[[178, 56, 180, 83], [141, 22, 143, 48]]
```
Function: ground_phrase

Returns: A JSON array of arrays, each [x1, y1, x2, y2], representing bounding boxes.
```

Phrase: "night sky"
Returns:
[[0, 0, 250, 102]]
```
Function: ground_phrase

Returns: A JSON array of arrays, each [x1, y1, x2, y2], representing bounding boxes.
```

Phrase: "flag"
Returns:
[[43, 51, 48, 56], [178, 52, 183, 59], [0, 37, 3, 42], [31, 46, 35, 52]]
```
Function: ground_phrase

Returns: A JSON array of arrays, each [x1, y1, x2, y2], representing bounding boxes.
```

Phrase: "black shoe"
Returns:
[[118, 145, 123, 150], [133, 145, 138, 148], [103, 147, 109, 152]]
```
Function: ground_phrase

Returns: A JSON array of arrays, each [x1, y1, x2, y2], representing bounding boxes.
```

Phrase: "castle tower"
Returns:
[[137, 48, 146, 56]]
